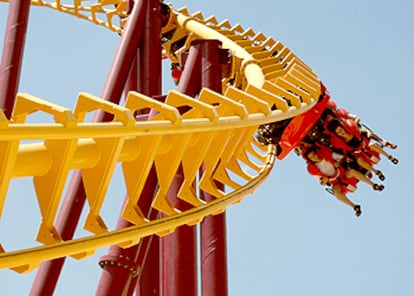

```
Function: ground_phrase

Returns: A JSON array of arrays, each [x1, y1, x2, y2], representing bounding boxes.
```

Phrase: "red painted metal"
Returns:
[[133, 0, 163, 294], [0, 0, 31, 118], [277, 85, 329, 159], [160, 39, 229, 296], [30, 1, 148, 295], [135, 234, 161, 295], [136, 0, 161, 97], [160, 168, 198, 296], [176, 45, 202, 97], [98, 0, 163, 295], [97, 167, 159, 295], [30, 173, 87, 296], [160, 40, 206, 296], [159, 39, 229, 296], [199, 39, 224, 93], [134, 2, 163, 296], [125, 56, 138, 99], [95, 0, 148, 121], [200, 205, 228, 296], [199, 39, 229, 296], [161, 210, 198, 296]]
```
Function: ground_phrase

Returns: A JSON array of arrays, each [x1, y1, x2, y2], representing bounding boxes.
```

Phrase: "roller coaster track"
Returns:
[[0, 1, 322, 273]]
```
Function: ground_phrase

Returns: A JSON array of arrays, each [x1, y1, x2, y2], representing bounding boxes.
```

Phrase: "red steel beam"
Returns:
[[199, 39, 229, 296], [175, 45, 202, 97], [133, 1, 163, 294], [98, 0, 163, 295], [0, 0, 31, 118], [30, 1, 148, 295], [160, 39, 229, 296], [160, 169, 198, 296], [159, 41, 203, 296]]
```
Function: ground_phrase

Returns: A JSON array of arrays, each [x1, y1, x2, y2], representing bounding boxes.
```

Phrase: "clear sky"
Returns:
[[1, 0, 413, 295]]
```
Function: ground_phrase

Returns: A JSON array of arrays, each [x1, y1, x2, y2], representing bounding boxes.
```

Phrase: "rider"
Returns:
[[303, 145, 384, 217], [326, 118, 398, 181], [323, 101, 398, 150], [170, 63, 182, 85]]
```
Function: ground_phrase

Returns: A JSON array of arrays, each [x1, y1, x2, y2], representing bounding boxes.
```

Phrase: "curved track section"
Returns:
[[0, 1, 321, 272]]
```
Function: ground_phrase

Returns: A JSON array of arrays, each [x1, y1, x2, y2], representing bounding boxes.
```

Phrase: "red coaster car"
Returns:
[[277, 85, 330, 159]]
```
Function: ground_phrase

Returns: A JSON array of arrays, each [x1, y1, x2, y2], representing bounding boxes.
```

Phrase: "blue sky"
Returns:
[[1, 0, 413, 295]]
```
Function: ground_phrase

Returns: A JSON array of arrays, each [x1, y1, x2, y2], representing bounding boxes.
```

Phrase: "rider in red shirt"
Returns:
[[326, 118, 398, 181], [303, 145, 384, 217]]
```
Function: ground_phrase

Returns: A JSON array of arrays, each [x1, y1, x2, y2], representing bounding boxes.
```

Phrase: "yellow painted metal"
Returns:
[[245, 84, 289, 112], [199, 89, 251, 190], [82, 135, 125, 234], [199, 88, 248, 119], [224, 86, 271, 116], [121, 132, 162, 225], [121, 92, 180, 225], [196, 92, 246, 198], [0, 145, 276, 273], [0, 110, 18, 219], [175, 12, 266, 89], [152, 132, 191, 216], [74, 93, 135, 235], [125, 91, 181, 124], [150, 90, 217, 216], [12, 94, 78, 245], [0, 1, 323, 273], [262, 81, 303, 109], [74, 93, 135, 126], [34, 138, 79, 245], [178, 130, 212, 207]]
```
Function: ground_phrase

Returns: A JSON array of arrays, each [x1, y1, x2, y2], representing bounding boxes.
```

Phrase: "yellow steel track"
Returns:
[[0, 1, 321, 273]]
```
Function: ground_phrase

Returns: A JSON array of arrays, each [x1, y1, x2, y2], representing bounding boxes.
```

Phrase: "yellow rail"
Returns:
[[0, 1, 322, 273], [0, 144, 276, 273]]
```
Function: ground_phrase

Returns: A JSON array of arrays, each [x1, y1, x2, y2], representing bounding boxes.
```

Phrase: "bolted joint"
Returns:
[[98, 254, 140, 277]]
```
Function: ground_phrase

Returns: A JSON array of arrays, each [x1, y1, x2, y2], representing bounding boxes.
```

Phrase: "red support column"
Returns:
[[160, 39, 229, 296], [133, 1, 162, 294], [97, 167, 159, 296], [30, 1, 147, 295], [199, 39, 229, 296], [0, 0, 31, 118], [97, 0, 163, 295], [95, 0, 148, 121], [159, 42, 203, 294], [30, 174, 87, 296], [160, 167, 198, 296], [200, 204, 228, 296], [175, 45, 202, 97]]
